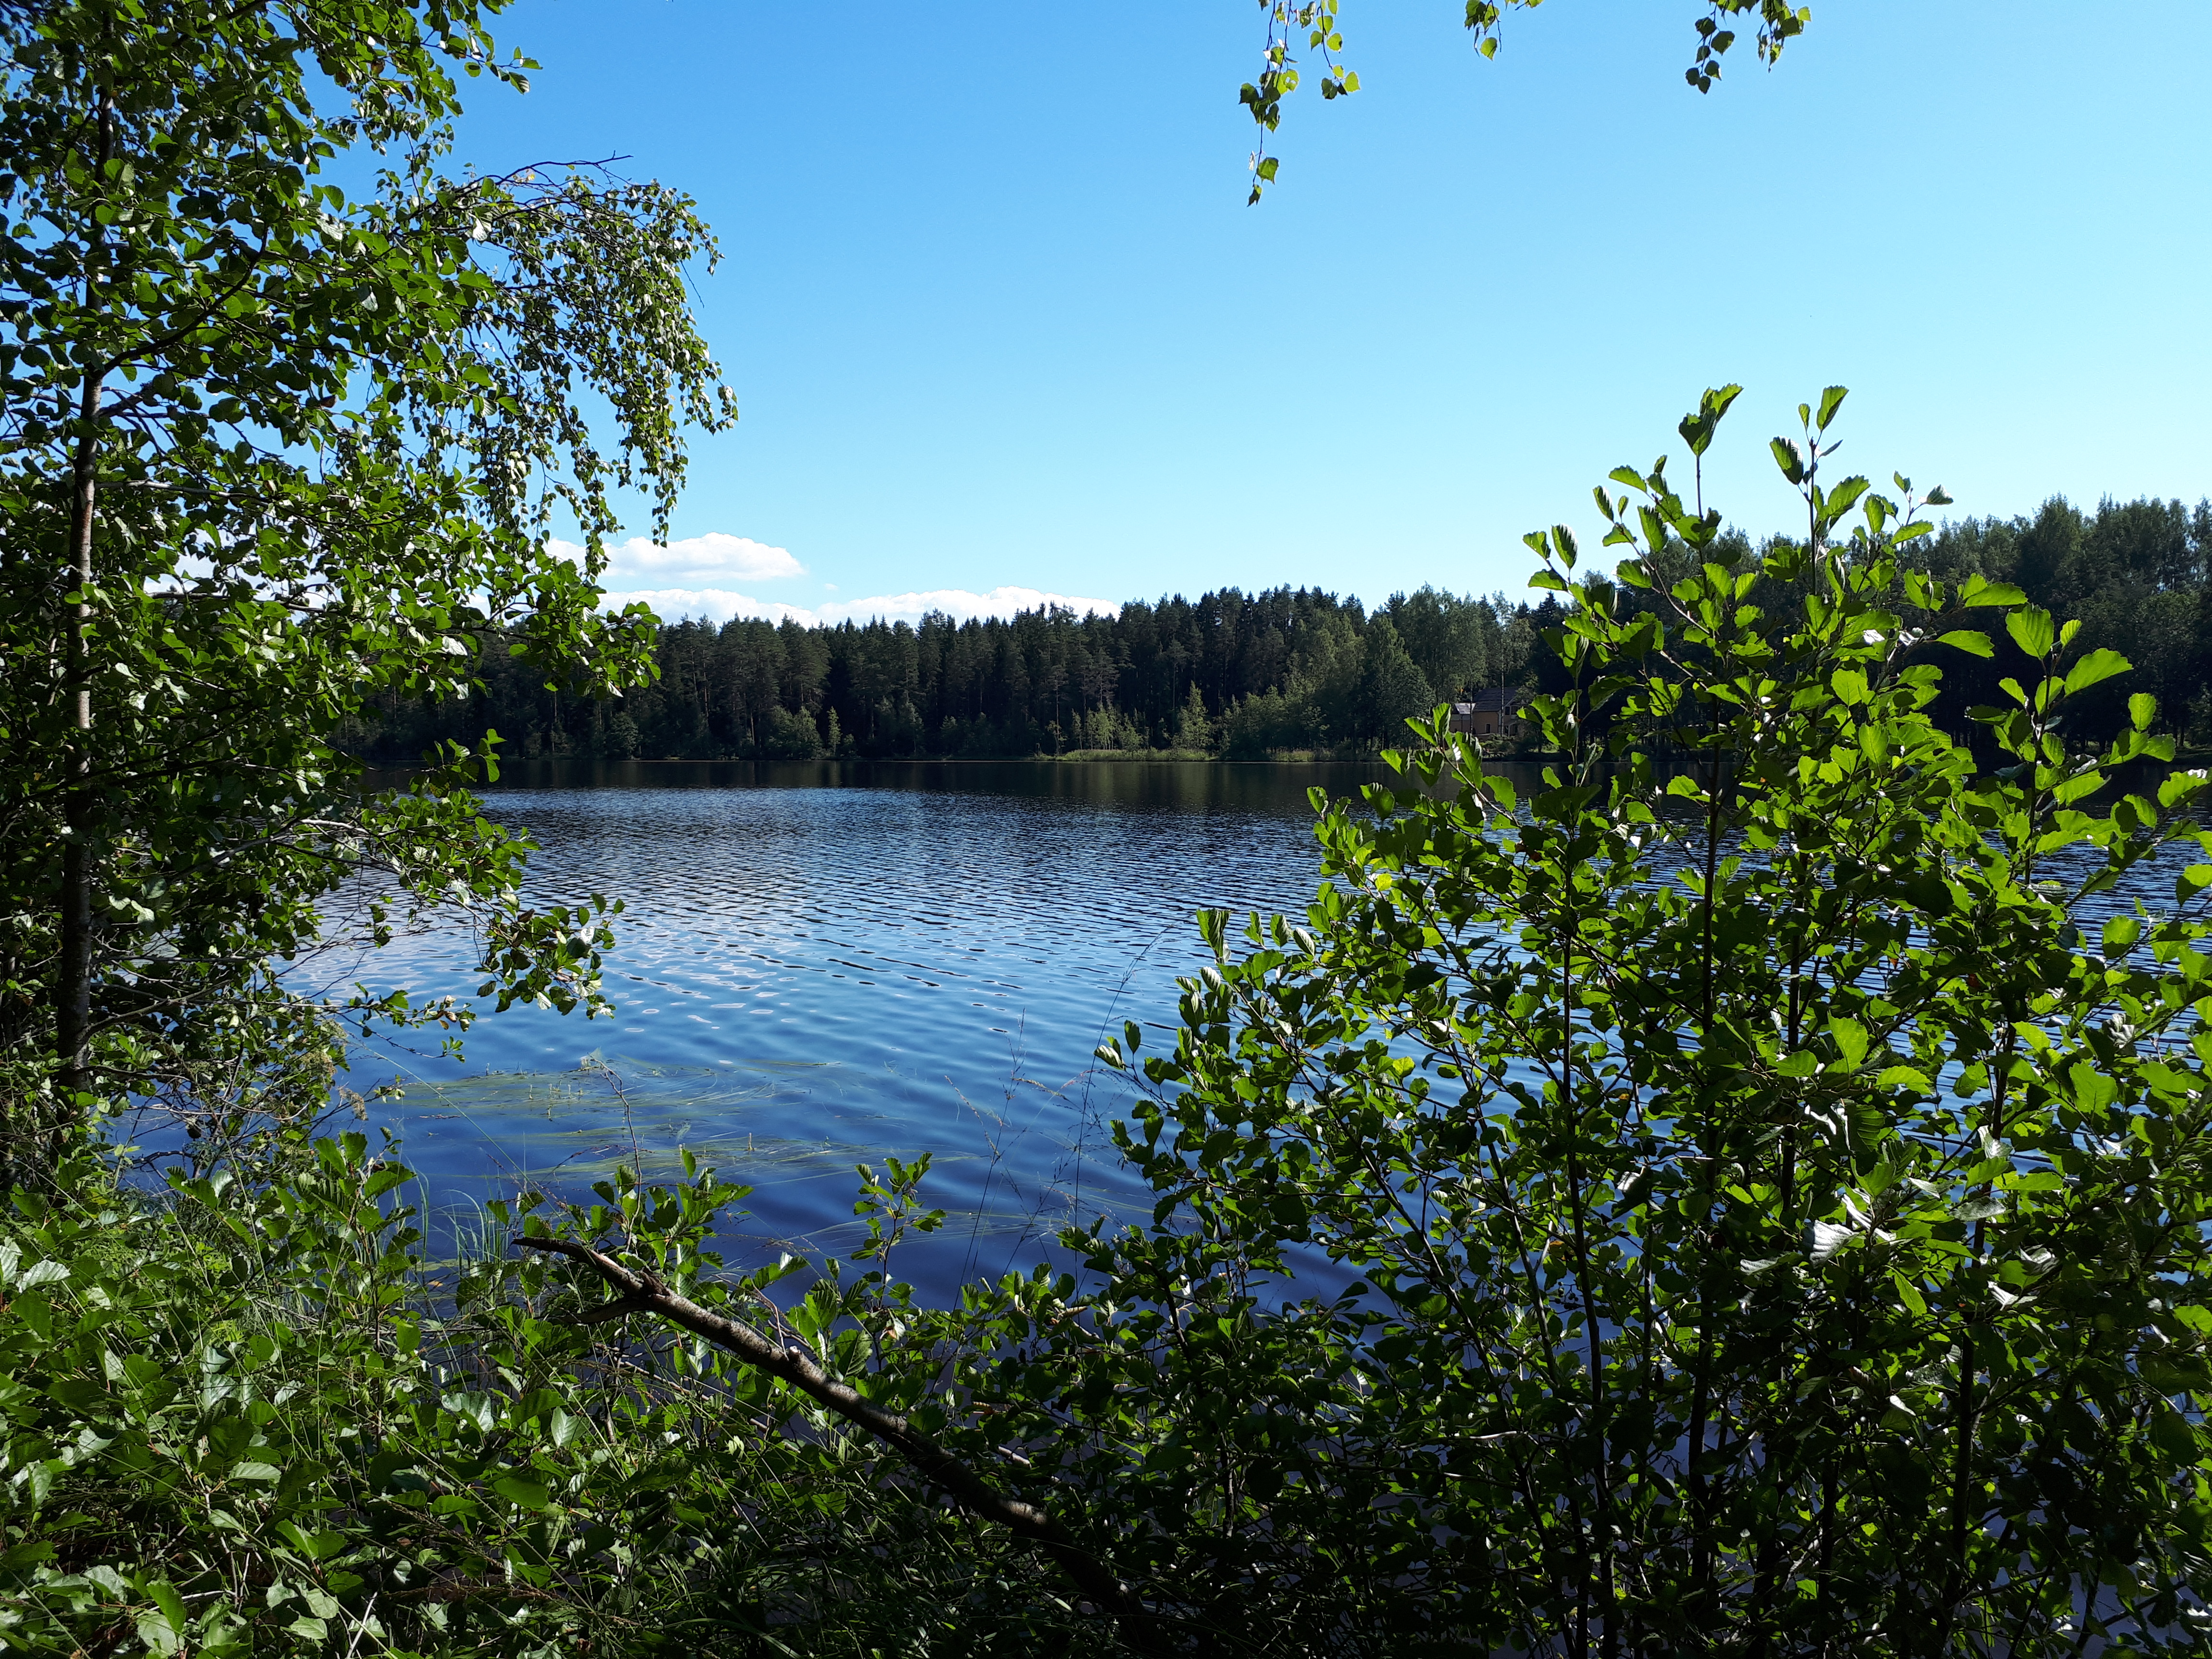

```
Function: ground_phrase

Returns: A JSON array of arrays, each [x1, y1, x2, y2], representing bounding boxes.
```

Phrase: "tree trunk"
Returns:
[[55, 374, 99, 1116], [54, 82, 113, 1136]]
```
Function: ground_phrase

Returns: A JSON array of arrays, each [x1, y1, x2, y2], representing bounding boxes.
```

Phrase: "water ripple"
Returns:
[[348, 760, 1380, 1299]]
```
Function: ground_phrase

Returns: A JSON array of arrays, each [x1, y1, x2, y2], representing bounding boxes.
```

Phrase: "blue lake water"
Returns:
[[322, 760, 1389, 1298], [298, 756, 2201, 1306]]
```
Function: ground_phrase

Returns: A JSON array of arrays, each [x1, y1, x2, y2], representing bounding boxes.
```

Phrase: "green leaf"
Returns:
[[146, 1579, 188, 1639], [361, 1166, 413, 1200], [2066, 1062, 2120, 1114], [1958, 577, 2025, 608], [2151, 1406, 2199, 1462], [1937, 630, 1993, 658], [494, 1474, 552, 1510], [2005, 608, 2056, 658], [2130, 692, 2157, 730], [443, 1390, 497, 1432], [1823, 476, 1870, 520], [2050, 770, 2105, 806], [1816, 385, 1847, 430], [2063, 648, 2130, 694]]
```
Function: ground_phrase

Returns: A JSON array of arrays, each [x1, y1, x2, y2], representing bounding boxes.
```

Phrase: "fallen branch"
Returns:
[[513, 1234, 1170, 1654]]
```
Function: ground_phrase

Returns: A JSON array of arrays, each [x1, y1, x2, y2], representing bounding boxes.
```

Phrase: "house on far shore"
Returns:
[[1448, 688, 1531, 744]]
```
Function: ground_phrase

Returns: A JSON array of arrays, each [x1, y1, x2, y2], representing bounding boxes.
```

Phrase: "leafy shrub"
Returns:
[[0, 1130, 1108, 1656], [871, 388, 2212, 1654]]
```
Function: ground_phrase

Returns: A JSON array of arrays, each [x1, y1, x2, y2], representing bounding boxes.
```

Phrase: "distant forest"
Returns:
[[343, 493, 2212, 764]]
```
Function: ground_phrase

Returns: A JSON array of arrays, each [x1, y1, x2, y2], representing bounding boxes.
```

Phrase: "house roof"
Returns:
[[1450, 687, 1529, 714]]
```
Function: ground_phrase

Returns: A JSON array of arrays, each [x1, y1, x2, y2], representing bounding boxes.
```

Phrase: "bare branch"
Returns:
[[512, 1233, 1175, 1654]]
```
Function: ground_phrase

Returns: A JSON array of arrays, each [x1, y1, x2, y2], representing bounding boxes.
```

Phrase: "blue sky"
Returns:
[[453, 1, 2212, 624]]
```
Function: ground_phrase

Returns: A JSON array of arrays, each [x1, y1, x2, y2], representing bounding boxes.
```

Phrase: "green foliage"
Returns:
[[0, 1120, 1115, 1655], [836, 389, 2212, 1651], [351, 495, 2212, 770], [316, 392, 2212, 1653], [1382, 584, 1491, 703], [18, 387, 2212, 1655], [1244, 1, 1815, 200], [9, 3, 2208, 1648], [0, 0, 733, 1138], [1173, 683, 1215, 752], [1891, 494, 2212, 750]]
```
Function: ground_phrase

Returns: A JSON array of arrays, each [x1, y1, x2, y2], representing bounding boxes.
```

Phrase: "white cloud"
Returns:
[[608, 584, 1120, 627], [550, 532, 805, 583], [603, 588, 820, 624], [548, 534, 1119, 626]]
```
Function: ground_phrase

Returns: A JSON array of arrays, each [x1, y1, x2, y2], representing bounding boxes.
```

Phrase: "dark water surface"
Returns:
[[327, 760, 1391, 1298]]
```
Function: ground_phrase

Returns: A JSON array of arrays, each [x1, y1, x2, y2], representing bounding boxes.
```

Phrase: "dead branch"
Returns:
[[513, 1233, 1172, 1655]]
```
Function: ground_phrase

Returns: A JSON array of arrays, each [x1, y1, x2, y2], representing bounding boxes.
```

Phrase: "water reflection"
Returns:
[[341, 760, 1391, 1300]]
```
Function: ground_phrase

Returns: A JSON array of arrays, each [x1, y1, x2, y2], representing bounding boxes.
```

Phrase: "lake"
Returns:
[[328, 759, 1390, 1300], [312, 756, 2198, 1307]]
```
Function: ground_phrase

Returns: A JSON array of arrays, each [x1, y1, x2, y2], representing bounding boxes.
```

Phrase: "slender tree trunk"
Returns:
[[55, 77, 113, 1123], [56, 392, 98, 1106], [1932, 1334, 1978, 1652], [1686, 695, 1726, 1622], [1815, 1417, 1839, 1656]]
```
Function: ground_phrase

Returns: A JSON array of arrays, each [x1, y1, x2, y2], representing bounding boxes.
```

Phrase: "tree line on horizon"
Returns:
[[345, 581, 1544, 763], [344, 490, 2212, 767]]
